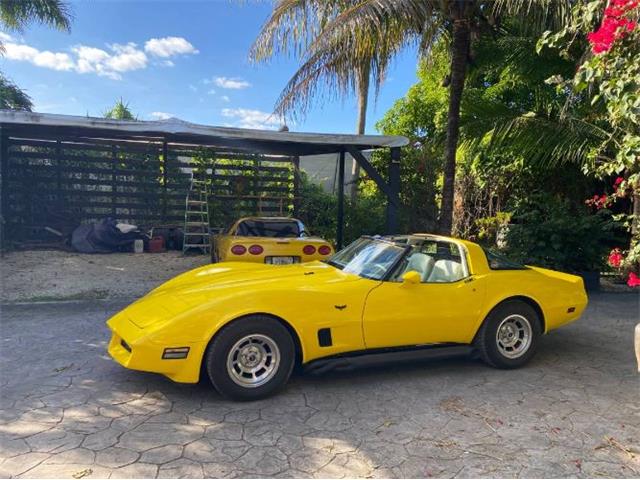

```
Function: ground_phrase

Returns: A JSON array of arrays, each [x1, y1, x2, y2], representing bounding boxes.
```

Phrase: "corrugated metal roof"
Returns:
[[0, 111, 408, 155]]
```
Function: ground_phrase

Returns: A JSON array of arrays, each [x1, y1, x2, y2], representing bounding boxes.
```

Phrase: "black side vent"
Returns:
[[318, 328, 333, 347]]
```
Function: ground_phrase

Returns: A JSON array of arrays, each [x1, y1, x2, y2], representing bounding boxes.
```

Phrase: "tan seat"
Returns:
[[404, 253, 435, 282], [428, 259, 463, 283]]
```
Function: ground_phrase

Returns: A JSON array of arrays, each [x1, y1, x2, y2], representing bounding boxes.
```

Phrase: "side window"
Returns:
[[394, 240, 467, 283]]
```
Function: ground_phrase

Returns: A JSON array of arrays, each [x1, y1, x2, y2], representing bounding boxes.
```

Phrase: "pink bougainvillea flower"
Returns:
[[613, 176, 625, 192], [588, 0, 639, 54], [608, 248, 623, 268], [627, 272, 640, 287]]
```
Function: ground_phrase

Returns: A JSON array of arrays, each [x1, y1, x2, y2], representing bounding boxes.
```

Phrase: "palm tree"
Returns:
[[251, 1, 399, 202], [253, 0, 569, 234], [103, 98, 136, 121], [1, 0, 71, 111], [0, 0, 71, 33], [0, 72, 33, 110]]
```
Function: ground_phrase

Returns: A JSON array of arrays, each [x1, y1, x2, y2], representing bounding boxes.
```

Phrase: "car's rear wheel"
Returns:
[[474, 300, 541, 369], [205, 316, 295, 400]]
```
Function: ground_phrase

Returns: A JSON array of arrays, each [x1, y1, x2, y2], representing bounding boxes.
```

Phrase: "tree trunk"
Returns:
[[438, 18, 471, 235], [350, 63, 370, 203]]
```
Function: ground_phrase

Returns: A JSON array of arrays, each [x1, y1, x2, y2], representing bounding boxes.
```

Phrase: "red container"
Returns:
[[148, 236, 166, 253]]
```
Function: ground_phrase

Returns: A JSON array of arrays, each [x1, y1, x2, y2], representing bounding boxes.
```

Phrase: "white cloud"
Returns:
[[4, 42, 74, 71], [207, 88, 216, 95], [106, 43, 148, 72], [149, 112, 174, 120], [144, 36, 198, 57], [221, 95, 230, 102], [221, 108, 281, 130], [2, 36, 197, 80], [188, 84, 197, 92], [214, 76, 251, 89]]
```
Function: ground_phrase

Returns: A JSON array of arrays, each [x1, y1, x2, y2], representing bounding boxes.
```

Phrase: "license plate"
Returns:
[[269, 256, 295, 265]]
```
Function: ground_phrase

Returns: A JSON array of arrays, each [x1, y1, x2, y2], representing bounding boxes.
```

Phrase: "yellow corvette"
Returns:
[[107, 234, 588, 400], [211, 216, 334, 264]]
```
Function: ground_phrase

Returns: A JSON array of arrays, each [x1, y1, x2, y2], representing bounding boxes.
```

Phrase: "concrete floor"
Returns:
[[0, 293, 638, 478]]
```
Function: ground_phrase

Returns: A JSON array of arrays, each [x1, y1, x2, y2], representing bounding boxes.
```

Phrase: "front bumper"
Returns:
[[107, 310, 205, 383]]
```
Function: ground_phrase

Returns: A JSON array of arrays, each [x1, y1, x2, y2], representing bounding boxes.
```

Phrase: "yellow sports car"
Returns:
[[210, 216, 334, 264], [107, 234, 588, 400]]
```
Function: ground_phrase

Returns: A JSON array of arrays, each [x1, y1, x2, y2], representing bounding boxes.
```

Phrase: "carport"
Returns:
[[0, 111, 407, 250]]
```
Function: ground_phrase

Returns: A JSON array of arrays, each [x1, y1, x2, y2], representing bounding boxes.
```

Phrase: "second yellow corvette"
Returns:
[[107, 234, 588, 400]]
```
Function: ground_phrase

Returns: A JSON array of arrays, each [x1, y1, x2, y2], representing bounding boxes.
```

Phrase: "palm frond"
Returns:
[[0, 72, 33, 110], [0, 0, 72, 31]]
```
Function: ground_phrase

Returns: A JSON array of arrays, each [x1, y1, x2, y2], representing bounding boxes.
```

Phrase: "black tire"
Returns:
[[474, 300, 541, 369], [205, 316, 295, 400]]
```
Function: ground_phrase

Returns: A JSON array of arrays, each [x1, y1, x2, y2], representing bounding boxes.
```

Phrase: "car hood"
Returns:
[[126, 261, 357, 328]]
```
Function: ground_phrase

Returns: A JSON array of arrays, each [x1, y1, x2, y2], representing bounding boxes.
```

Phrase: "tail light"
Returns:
[[231, 245, 246, 255], [248, 245, 264, 255], [318, 245, 332, 255], [303, 245, 316, 255]]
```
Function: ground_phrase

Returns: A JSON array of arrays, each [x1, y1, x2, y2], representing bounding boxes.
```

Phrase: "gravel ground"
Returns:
[[0, 250, 209, 303]]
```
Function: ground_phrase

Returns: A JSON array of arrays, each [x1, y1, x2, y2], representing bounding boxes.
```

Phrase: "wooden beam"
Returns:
[[386, 147, 401, 234], [337, 151, 345, 249], [0, 127, 6, 252], [346, 147, 399, 207]]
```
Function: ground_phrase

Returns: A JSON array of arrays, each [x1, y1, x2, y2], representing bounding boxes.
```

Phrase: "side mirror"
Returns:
[[401, 271, 421, 286]]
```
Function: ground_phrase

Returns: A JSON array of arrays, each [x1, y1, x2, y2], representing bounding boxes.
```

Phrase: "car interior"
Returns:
[[393, 240, 466, 283]]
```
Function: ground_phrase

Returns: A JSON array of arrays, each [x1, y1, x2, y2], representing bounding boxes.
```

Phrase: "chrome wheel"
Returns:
[[226, 334, 280, 388], [496, 314, 532, 359]]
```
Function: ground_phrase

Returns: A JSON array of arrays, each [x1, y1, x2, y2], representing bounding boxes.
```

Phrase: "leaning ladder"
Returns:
[[182, 172, 211, 254]]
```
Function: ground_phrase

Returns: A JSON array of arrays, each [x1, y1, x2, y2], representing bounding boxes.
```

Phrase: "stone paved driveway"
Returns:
[[1, 294, 639, 478]]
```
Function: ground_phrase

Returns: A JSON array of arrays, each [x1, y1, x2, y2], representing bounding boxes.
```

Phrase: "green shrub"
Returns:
[[504, 193, 615, 273], [296, 174, 387, 245]]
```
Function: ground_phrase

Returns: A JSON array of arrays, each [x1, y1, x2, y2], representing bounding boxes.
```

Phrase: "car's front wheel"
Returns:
[[474, 300, 541, 369], [205, 316, 295, 400]]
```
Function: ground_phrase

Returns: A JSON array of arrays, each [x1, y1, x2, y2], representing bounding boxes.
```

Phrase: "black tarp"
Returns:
[[71, 218, 145, 253]]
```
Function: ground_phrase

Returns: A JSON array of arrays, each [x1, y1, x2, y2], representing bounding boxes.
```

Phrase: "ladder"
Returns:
[[182, 172, 211, 254]]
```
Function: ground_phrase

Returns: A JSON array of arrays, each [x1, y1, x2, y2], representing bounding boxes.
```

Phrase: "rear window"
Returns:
[[236, 220, 301, 238], [483, 248, 527, 270]]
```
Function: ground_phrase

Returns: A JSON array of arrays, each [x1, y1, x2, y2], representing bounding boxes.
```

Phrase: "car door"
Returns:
[[362, 240, 487, 348]]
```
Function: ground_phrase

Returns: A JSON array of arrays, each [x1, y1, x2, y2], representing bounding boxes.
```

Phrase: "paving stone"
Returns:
[[82, 428, 121, 451], [117, 423, 203, 451], [18, 463, 112, 479], [139, 444, 183, 464], [25, 428, 84, 453], [0, 294, 637, 478], [0, 452, 50, 477], [109, 462, 159, 478], [157, 458, 204, 478], [233, 446, 289, 475], [95, 446, 139, 468]]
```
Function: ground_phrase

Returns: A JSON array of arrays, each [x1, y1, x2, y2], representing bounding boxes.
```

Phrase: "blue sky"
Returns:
[[0, 0, 419, 134]]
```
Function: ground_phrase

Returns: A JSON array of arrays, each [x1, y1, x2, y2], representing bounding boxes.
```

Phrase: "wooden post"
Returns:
[[111, 144, 117, 218], [292, 155, 300, 216], [337, 150, 345, 249], [162, 140, 168, 223], [0, 127, 7, 253], [386, 147, 401, 234]]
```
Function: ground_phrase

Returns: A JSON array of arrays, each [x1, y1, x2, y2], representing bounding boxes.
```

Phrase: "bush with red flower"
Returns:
[[540, 0, 639, 287]]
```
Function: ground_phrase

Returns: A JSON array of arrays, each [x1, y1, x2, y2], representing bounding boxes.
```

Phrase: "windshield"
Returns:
[[236, 220, 301, 238], [326, 237, 407, 280]]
